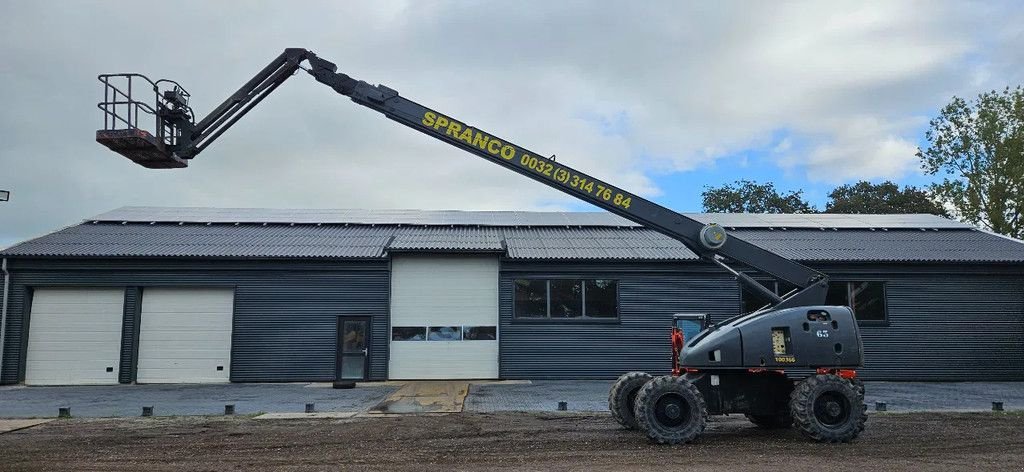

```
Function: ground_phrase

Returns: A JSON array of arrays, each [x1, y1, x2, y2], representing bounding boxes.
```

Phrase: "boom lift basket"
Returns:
[[96, 74, 193, 168]]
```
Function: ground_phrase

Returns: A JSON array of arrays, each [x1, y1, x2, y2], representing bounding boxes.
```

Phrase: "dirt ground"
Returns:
[[1, 412, 1022, 471]]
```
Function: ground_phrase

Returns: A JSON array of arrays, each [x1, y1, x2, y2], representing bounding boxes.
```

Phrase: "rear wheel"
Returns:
[[790, 374, 866, 443], [608, 371, 653, 430], [633, 376, 707, 444]]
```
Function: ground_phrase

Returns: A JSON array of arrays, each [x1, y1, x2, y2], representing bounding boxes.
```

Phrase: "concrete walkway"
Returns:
[[0, 383, 398, 418]]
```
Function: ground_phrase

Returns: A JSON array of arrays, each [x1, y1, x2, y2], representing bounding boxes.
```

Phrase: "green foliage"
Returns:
[[826, 181, 948, 216], [918, 86, 1024, 238], [701, 180, 816, 214]]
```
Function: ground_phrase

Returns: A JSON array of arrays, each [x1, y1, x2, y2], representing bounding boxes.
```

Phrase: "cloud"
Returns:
[[778, 116, 925, 182], [0, 0, 1021, 246]]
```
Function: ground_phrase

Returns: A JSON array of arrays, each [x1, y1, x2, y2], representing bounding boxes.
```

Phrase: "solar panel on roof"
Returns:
[[90, 206, 972, 230]]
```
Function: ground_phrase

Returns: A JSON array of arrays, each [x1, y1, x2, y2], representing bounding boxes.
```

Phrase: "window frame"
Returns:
[[738, 278, 889, 327], [391, 326, 428, 341], [831, 280, 890, 327], [511, 277, 620, 324], [427, 326, 463, 341]]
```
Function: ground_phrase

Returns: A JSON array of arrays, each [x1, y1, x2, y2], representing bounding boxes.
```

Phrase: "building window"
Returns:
[[740, 279, 887, 323], [514, 279, 548, 318], [826, 281, 888, 323], [428, 326, 462, 341], [513, 279, 618, 320], [392, 327, 426, 341], [585, 280, 618, 318], [740, 279, 797, 313], [393, 326, 496, 341], [463, 326, 497, 340], [549, 280, 582, 318]]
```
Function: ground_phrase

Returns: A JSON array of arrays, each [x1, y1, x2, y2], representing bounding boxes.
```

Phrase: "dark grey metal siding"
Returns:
[[499, 262, 739, 379], [833, 267, 1024, 381], [118, 287, 141, 384], [499, 261, 1024, 381], [0, 259, 389, 384]]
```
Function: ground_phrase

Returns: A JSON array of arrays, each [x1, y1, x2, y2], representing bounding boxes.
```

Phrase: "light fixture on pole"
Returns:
[[0, 190, 9, 202]]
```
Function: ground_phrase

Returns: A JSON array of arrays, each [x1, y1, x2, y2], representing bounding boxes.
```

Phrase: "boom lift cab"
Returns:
[[95, 48, 867, 444]]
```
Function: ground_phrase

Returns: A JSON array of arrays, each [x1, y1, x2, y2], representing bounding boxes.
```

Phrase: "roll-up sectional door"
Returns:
[[137, 288, 234, 383], [389, 255, 499, 379], [25, 288, 125, 385]]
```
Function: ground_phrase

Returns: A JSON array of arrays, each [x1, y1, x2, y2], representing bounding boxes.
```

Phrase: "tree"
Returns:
[[701, 180, 816, 213], [918, 86, 1024, 239], [825, 180, 948, 216]]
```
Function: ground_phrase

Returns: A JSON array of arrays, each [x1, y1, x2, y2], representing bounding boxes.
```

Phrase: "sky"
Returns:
[[1, 0, 1022, 248]]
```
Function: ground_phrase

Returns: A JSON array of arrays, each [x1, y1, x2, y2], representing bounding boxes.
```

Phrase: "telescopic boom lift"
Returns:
[[96, 48, 866, 444]]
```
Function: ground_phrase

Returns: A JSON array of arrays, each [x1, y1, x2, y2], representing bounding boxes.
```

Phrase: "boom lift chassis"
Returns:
[[97, 48, 867, 444]]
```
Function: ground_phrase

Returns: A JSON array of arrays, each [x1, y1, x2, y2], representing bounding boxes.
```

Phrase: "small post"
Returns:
[[141, 406, 153, 417], [992, 401, 1004, 412], [224, 404, 235, 415], [557, 401, 568, 411], [58, 407, 71, 418], [875, 401, 887, 412], [305, 403, 315, 413]]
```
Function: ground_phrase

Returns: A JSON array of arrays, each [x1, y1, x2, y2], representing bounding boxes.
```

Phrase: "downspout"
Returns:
[[0, 257, 9, 381]]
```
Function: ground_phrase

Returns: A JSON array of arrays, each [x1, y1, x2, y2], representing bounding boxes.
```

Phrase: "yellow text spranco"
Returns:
[[420, 110, 633, 210], [421, 111, 516, 160]]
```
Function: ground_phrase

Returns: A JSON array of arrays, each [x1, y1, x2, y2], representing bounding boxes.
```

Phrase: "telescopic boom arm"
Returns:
[[95, 48, 829, 310]]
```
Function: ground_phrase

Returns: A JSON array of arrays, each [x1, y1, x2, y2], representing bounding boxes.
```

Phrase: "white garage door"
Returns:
[[389, 255, 499, 379], [137, 288, 234, 383], [26, 288, 125, 385]]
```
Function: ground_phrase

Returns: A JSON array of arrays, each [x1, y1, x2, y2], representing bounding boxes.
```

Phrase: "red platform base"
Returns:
[[96, 129, 188, 169]]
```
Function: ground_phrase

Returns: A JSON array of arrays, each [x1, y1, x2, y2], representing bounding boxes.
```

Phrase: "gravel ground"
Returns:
[[1, 412, 1022, 471]]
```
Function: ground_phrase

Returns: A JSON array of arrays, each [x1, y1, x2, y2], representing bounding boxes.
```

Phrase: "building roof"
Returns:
[[3, 207, 1023, 264]]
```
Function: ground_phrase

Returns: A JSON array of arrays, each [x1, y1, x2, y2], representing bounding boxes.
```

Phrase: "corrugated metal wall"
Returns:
[[846, 268, 1024, 380], [3, 257, 1021, 384], [0, 259, 390, 384], [499, 262, 1024, 381], [499, 262, 740, 379]]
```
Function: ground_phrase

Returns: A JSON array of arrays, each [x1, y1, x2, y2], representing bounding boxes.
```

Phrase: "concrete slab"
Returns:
[[0, 383, 399, 418], [864, 381, 1024, 412], [253, 412, 358, 420], [371, 381, 470, 413], [0, 419, 53, 434]]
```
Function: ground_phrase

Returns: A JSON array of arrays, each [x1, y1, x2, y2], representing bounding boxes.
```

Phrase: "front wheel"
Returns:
[[633, 376, 707, 444], [790, 374, 867, 443]]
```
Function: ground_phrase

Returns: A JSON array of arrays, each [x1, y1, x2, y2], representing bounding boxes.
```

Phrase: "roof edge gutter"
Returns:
[[0, 257, 8, 380]]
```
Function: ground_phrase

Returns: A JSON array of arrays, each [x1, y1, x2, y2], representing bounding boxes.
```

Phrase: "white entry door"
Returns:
[[389, 255, 499, 379], [137, 288, 234, 383], [26, 288, 125, 385]]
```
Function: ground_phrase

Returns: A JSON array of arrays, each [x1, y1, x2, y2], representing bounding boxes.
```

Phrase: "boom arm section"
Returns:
[[95, 48, 828, 309]]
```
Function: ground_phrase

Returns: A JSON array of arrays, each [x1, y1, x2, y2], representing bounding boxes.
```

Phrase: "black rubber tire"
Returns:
[[849, 377, 867, 435], [790, 374, 867, 443], [851, 377, 866, 400], [745, 410, 793, 429], [608, 371, 653, 429], [633, 376, 707, 444]]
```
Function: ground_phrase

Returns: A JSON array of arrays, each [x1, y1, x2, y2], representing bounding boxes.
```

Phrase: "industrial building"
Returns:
[[1, 207, 1022, 386]]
